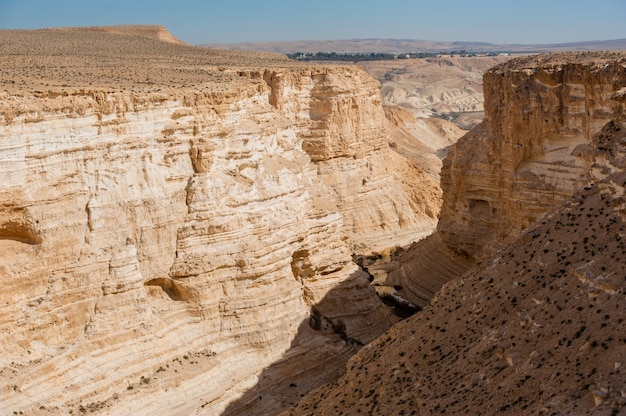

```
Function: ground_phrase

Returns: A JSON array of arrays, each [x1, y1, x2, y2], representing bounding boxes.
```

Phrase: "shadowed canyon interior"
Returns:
[[0, 26, 624, 415]]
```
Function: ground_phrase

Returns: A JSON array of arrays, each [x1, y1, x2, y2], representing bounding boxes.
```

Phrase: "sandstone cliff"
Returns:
[[440, 52, 626, 257], [240, 66, 440, 252], [386, 51, 626, 307], [290, 52, 626, 415], [0, 28, 438, 415]]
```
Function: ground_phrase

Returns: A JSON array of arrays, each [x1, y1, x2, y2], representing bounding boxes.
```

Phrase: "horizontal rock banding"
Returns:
[[0, 27, 438, 415]]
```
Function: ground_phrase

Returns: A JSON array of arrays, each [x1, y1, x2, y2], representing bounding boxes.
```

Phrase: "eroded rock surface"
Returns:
[[388, 52, 626, 307], [360, 56, 512, 128], [0, 27, 438, 415]]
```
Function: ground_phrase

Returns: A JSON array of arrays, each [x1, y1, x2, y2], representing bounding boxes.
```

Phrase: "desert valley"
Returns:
[[0, 26, 624, 415]]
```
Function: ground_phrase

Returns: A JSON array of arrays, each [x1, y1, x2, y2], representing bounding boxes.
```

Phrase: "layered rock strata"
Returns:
[[388, 52, 626, 307], [0, 28, 438, 415], [290, 51, 626, 416], [242, 67, 440, 253], [440, 52, 626, 257], [383, 105, 465, 181], [291, 179, 626, 415]]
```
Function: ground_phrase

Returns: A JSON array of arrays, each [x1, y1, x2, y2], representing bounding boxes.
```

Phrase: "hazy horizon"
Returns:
[[1, 0, 625, 46]]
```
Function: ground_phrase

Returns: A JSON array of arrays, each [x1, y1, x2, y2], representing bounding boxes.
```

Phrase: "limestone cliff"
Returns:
[[241, 67, 440, 252], [440, 52, 626, 258], [290, 51, 626, 416], [388, 52, 626, 307], [0, 28, 437, 416]]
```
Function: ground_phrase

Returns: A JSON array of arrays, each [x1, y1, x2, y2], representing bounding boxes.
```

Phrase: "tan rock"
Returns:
[[0, 27, 438, 415], [239, 67, 441, 254], [383, 105, 465, 180], [290, 51, 626, 416], [388, 51, 626, 306]]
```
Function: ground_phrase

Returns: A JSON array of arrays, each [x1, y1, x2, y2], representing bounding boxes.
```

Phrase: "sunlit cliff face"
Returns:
[[0, 27, 440, 415]]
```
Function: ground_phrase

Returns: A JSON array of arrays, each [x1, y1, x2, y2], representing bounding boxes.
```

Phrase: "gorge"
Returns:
[[0, 26, 625, 416], [291, 52, 626, 415]]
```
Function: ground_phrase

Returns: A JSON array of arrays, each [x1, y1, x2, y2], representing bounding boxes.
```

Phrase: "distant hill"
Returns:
[[46, 25, 189, 45], [199, 38, 626, 54]]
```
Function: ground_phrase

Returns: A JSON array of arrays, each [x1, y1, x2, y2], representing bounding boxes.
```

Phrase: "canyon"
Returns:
[[1, 26, 625, 416], [362, 56, 512, 181], [0, 26, 439, 415], [291, 52, 626, 415]]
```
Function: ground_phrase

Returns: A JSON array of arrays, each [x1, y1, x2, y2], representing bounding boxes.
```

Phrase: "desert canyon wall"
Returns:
[[440, 53, 626, 256], [291, 51, 626, 416], [0, 28, 439, 415], [387, 52, 626, 306]]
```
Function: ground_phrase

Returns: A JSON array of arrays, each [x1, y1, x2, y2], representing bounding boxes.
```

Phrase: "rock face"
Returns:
[[388, 52, 626, 307], [245, 67, 440, 253], [0, 28, 438, 415], [359, 56, 512, 128], [359, 57, 512, 183], [290, 52, 626, 415], [383, 105, 465, 181], [441, 52, 626, 258]]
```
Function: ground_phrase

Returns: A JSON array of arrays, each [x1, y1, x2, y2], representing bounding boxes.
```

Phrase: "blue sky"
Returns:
[[0, 0, 625, 45]]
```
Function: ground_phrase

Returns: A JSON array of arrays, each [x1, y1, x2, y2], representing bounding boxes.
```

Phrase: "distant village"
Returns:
[[287, 50, 513, 61]]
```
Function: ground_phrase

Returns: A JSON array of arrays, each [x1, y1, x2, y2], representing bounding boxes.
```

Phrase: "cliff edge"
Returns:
[[386, 51, 626, 307]]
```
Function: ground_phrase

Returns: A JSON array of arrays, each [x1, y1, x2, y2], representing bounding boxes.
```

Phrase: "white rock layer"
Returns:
[[0, 66, 433, 415]]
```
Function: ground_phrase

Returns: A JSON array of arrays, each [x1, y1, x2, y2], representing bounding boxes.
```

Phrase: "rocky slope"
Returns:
[[360, 57, 510, 122], [290, 52, 626, 415], [0, 27, 439, 415], [383, 105, 465, 181]]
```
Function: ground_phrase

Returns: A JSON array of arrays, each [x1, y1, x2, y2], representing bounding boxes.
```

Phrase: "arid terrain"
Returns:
[[290, 51, 626, 415], [0, 25, 291, 94], [360, 56, 512, 126], [361, 56, 513, 180], [292, 181, 626, 415], [1, 25, 625, 416]]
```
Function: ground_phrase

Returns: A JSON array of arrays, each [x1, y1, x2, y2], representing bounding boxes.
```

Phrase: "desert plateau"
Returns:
[[0, 25, 625, 416]]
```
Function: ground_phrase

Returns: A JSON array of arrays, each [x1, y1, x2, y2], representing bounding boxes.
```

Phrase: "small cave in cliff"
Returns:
[[291, 249, 314, 279], [144, 278, 187, 301], [0, 221, 42, 245], [468, 198, 494, 215]]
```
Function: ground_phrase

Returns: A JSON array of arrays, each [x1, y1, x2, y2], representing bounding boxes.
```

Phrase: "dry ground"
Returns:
[[358, 55, 513, 128], [291, 173, 626, 416], [0, 25, 296, 95]]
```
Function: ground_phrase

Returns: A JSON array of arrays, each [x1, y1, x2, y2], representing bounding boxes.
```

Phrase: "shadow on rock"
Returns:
[[221, 268, 397, 416]]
